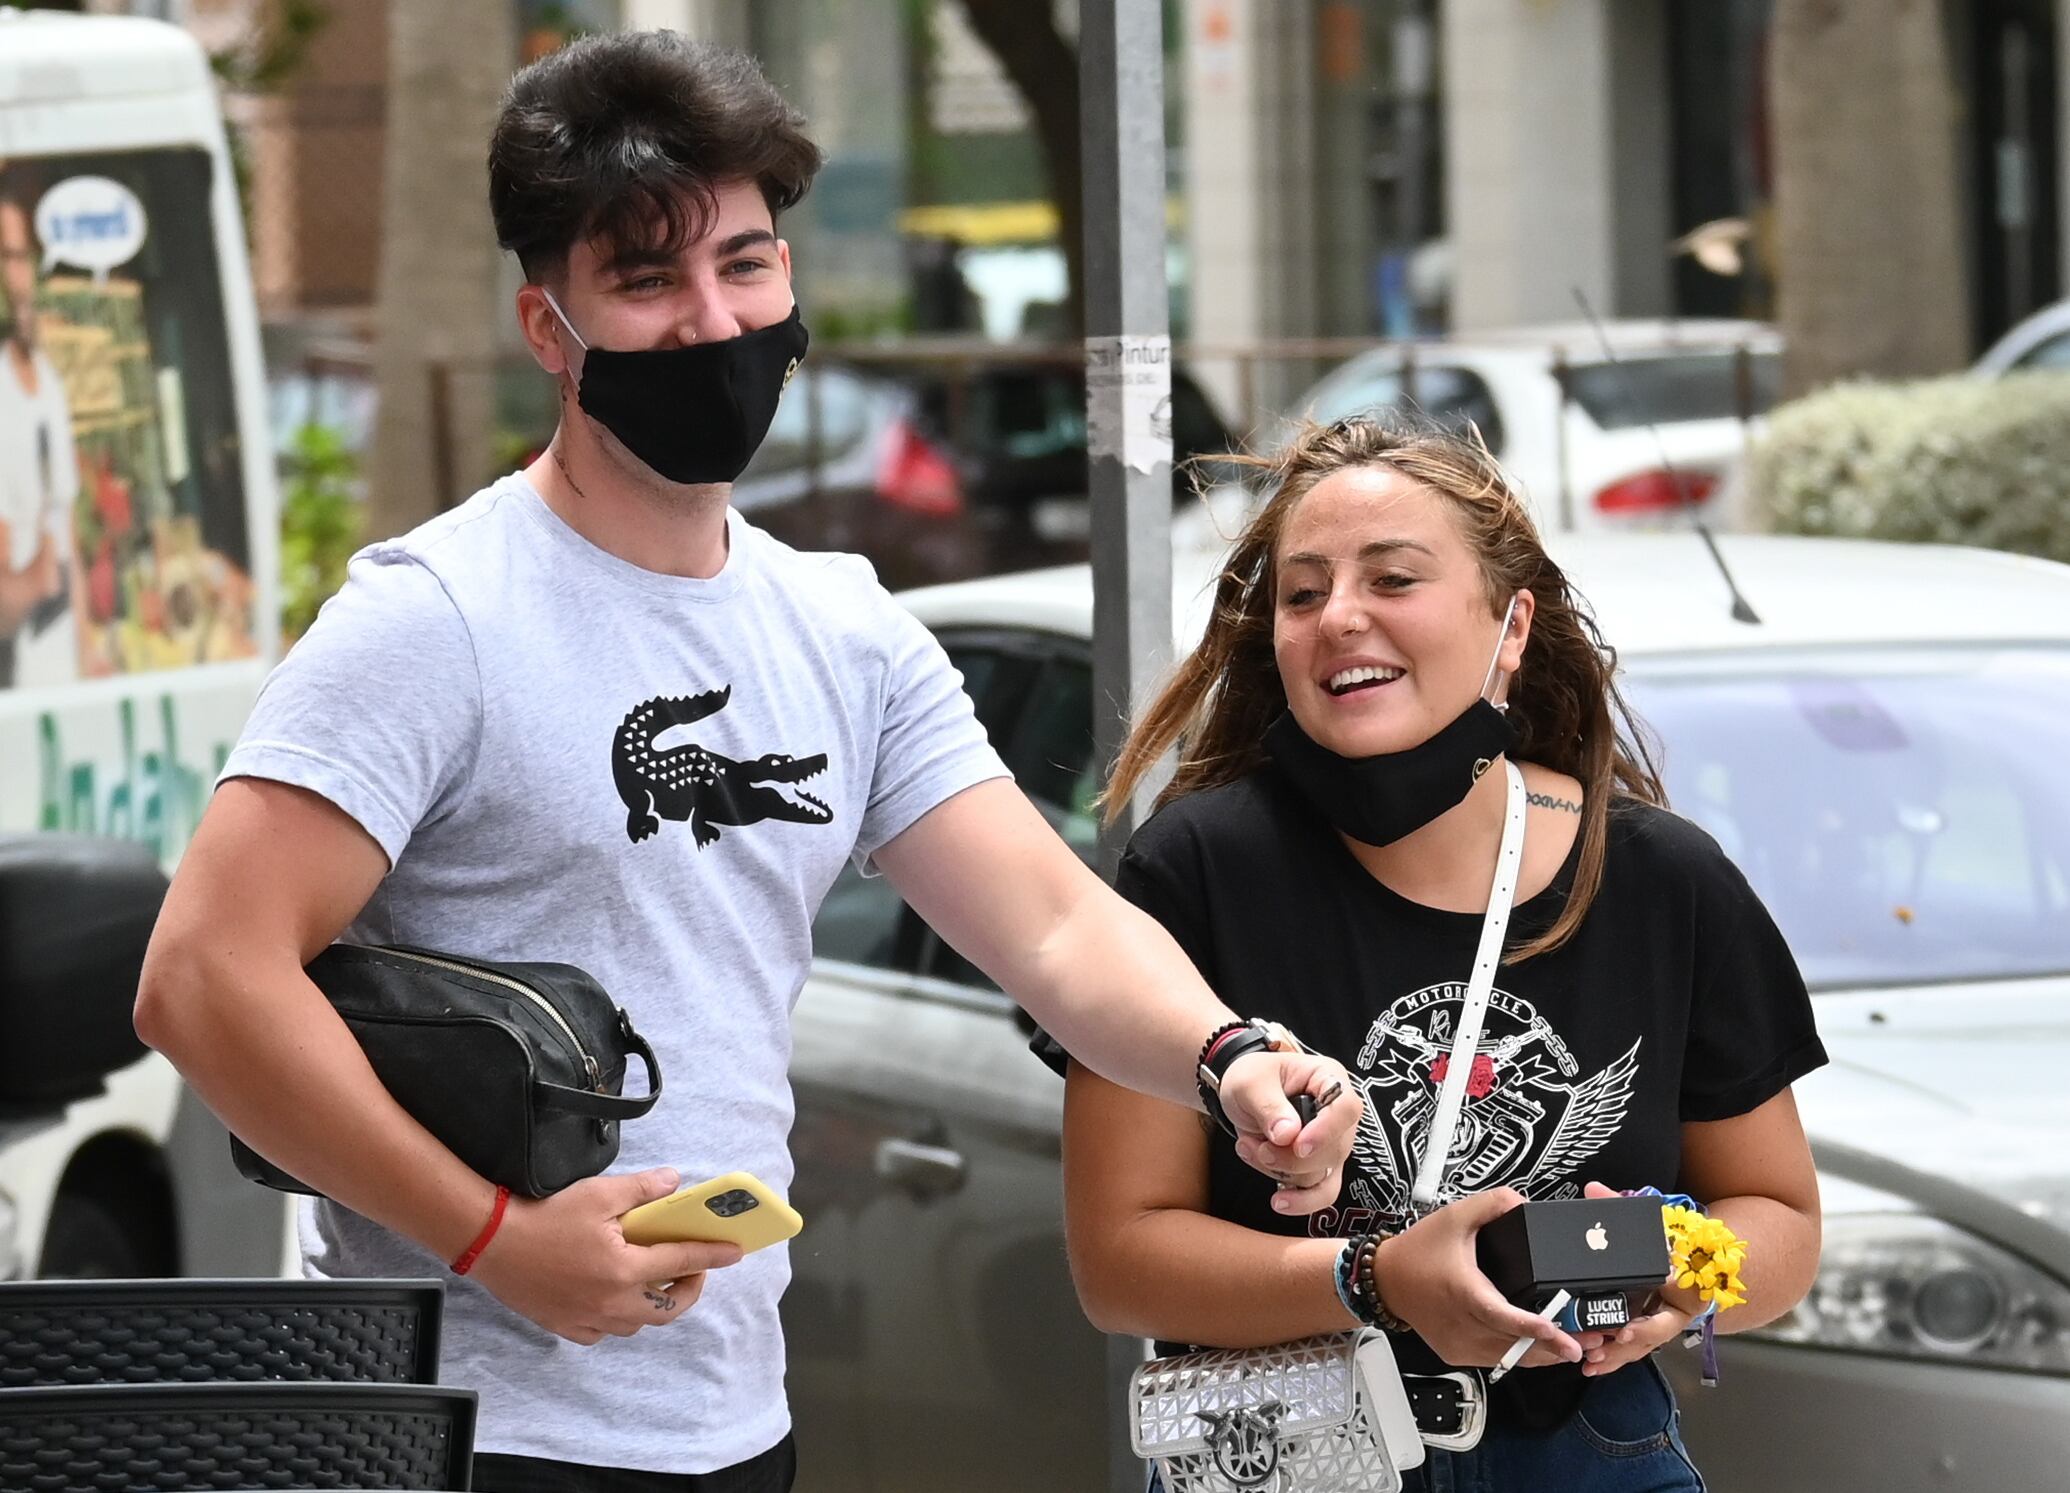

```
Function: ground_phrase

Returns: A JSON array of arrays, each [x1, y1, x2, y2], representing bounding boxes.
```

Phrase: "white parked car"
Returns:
[[781, 531, 2070, 1493], [1973, 298, 2070, 376], [1282, 320, 1781, 534]]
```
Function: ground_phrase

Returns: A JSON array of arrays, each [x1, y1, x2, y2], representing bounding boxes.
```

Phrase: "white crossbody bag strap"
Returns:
[[1409, 760, 1528, 1215]]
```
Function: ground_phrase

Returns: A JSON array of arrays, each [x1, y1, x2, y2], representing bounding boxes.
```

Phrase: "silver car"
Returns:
[[782, 532, 2070, 1491]]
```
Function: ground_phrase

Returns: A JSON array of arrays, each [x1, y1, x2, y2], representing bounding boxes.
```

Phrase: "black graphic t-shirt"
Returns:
[[1114, 770, 1826, 1429]]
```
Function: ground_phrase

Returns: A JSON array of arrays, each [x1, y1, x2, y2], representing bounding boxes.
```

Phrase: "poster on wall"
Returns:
[[0, 148, 258, 689]]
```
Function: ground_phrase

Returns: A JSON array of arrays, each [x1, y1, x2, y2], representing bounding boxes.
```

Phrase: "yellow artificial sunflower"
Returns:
[[1662, 1205, 1750, 1311]]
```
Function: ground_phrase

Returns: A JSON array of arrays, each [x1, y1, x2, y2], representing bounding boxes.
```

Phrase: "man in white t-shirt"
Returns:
[[0, 184, 81, 688], [136, 31, 1368, 1493]]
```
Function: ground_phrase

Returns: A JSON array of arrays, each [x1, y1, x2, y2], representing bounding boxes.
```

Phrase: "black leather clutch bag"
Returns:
[[230, 944, 663, 1199]]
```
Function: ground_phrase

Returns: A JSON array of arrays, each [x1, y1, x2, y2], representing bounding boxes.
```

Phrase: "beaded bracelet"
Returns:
[[1353, 1231, 1413, 1334], [1328, 1231, 1411, 1334], [1332, 1238, 1367, 1324]]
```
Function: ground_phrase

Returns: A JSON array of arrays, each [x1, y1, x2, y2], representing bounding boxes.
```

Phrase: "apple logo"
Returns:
[[1585, 1222, 1609, 1252]]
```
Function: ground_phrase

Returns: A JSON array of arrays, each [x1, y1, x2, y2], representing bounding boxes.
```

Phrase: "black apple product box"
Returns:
[[1475, 1195, 1670, 1305]]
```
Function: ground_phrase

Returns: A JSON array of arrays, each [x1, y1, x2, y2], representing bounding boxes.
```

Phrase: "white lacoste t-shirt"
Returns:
[[222, 473, 1007, 1473]]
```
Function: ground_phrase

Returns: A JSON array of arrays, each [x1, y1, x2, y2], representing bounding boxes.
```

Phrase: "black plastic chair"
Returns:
[[0, 1278, 445, 1388], [0, 1380, 476, 1491]]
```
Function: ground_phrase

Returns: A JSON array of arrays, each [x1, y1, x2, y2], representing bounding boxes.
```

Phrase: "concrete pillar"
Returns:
[[1183, 0, 1325, 430], [621, 0, 749, 48], [1315, 1, 1376, 337], [749, 0, 908, 329], [1443, 0, 1672, 330]]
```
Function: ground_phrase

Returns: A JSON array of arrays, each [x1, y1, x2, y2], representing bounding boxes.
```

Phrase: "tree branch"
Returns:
[[954, 0, 1084, 335]]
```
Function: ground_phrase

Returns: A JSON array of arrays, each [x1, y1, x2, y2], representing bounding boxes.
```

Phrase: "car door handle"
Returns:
[[874, 1137, 967, 1198]]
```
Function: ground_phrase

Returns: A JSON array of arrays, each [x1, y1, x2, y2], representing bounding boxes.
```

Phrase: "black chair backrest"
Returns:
[[0, 1380, 476, 1492], [0, 1278, 444, 1388]]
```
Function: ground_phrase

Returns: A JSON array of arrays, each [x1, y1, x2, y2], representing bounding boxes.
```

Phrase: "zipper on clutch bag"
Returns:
[[378, 947, 603, 1089]]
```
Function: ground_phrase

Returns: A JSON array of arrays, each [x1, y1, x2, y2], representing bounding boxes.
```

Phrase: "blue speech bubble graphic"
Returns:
[[34, 176, 148, 284]]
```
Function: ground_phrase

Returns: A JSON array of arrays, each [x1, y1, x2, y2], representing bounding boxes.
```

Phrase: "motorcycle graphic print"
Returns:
[[1345, 981, 1640, 1228]]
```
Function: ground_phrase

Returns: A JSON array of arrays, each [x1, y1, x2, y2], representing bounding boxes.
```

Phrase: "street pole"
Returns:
[[1082, 0, 1175, 872], [1081, 0, 1173, 1488]]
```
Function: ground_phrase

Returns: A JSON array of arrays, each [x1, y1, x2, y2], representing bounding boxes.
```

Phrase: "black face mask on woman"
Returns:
[[543, 289, 809, 485], [1265, 596, 1519, 847]]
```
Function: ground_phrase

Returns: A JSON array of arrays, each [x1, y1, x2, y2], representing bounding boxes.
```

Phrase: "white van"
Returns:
[[0, 8, 290, 1279]]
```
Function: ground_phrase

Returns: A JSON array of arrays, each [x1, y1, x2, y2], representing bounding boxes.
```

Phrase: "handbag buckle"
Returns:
[[1194, 1398, 1290, 1491], [1411, 1370, 1487, 1453]]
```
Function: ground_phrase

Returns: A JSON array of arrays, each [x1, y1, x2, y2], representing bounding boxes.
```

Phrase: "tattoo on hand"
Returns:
[[1526, 791, 1584, 814], [644, 1289, 675, 1312]]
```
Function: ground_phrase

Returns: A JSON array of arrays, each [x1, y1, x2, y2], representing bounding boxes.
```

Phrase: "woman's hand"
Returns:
[[1577, 1300, 1693, 1377], [1573, 1181, 1701, 1377], [1371, 1187, 1584, 1369], [1222, 1049, 1363, 1212]]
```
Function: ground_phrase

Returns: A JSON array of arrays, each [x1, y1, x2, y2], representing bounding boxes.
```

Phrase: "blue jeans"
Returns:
[[1146, 1360, 1701, 1493], [1403, 1361, 1703, 1493]]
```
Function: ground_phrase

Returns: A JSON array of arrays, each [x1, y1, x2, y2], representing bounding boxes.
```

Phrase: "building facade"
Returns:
[[1185, 0, 2069, 364]]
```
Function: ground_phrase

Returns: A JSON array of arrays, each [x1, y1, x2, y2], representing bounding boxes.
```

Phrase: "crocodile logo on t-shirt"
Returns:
[[611, 686, 833, 849], [1345, 982, 1639, 1227]]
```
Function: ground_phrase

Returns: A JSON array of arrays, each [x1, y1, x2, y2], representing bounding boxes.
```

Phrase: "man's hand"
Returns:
[[1370, 1188, 1584, 1370], [1218, 1049, 1361, 1212], [468, 1168, 743, 1345], [0, 528, 55, 629], [29, 534, 60, 596], [27, 534, 60, 599]]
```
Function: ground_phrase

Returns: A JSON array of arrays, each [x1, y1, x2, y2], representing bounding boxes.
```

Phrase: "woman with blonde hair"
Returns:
[[1056, 418, 1825, 1488]]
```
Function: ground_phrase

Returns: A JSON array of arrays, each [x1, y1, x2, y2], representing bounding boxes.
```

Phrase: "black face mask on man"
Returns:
[[1265, 595, 1520, 847], [542, 288, 809, 486]]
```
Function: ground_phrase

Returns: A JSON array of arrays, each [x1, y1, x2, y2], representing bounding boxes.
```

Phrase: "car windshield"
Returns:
[[2013, 329, 2070, 371], [1565, 351, 1781, 428], [1627, 647, 2070, 990]]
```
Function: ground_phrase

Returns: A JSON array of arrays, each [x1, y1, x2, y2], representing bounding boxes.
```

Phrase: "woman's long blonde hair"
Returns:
[[1106, 417, 1665, 960]]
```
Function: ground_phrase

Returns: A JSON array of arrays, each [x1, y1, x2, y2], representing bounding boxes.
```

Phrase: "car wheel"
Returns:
[[38, 1166, 176, 1279]]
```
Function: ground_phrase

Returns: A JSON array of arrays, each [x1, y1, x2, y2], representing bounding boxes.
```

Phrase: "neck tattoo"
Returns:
[[550, 441, 590, 507], [1526, 791, 1584, 815]]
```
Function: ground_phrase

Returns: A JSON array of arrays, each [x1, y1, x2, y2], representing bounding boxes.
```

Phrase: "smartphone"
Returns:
[[620, 1171, 803, 1254]]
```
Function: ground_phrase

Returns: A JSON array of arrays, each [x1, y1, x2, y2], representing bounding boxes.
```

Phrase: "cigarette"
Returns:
[[1489, 1289, 1573, 1384]]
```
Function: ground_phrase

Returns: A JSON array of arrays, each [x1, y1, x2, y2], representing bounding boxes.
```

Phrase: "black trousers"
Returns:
[[472, 1434, 796, 1493]]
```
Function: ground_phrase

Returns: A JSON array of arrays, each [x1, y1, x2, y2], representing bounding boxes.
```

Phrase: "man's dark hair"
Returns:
[[488, 31, 823, 282], [0, 168, 36, 219]]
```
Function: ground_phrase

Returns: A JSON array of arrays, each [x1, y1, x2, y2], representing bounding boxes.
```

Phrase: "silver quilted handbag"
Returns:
[[1129, 1330, 1425, 1493]]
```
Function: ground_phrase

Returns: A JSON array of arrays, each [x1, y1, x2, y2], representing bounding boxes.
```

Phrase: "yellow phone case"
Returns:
[[620, 1171, 804, 1253]]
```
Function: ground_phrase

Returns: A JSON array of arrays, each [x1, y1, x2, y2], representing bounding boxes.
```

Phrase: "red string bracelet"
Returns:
[[1202, 1023, 1250, 1067], [451, 1185, 511, 1276]]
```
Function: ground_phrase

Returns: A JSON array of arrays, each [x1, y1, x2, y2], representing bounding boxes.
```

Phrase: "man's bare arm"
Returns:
[[136, 778, 492, 1256], [135, 778, 739, 1342], [0, 522, 51, 631], [872, 779, 1360, 1208]]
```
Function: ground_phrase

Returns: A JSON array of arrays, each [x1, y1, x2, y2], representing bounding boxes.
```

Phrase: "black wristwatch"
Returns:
[[1196, 1018, 1304, 1138]]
